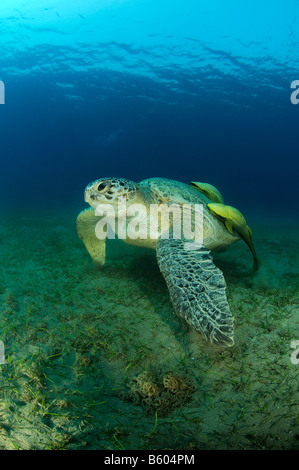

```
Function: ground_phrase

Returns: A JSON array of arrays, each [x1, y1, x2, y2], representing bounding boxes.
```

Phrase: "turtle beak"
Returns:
[[84, 189, 90, 203], [84, 186, 91, 203], [84, 184, 98, 207]]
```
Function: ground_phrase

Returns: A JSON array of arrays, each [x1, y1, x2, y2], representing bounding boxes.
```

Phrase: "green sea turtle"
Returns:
[[77, 177, 256, 347]]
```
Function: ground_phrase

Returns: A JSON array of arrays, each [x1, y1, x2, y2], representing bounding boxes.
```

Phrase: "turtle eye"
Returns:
[[98, 183, 107, 191], [97, 181, 110, 193]]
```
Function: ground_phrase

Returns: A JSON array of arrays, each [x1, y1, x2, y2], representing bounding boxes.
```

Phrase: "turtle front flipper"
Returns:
[[77, 208, 106, 267], [156, 237, 234, 346]]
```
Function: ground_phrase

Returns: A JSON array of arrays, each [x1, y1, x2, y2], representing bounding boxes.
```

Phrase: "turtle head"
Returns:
[[84, 177, 139, 209]]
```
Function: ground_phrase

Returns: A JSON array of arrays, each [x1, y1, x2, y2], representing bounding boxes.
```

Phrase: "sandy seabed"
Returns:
[[0, 212, 298, 450]]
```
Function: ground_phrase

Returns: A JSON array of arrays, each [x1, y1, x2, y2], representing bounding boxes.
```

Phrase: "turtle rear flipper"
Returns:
[[77, 208, 106, 267], [156, 237, 234, 346]]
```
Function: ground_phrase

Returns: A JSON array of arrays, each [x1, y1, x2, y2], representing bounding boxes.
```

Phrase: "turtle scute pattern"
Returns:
[[156, 237, 234, 346]]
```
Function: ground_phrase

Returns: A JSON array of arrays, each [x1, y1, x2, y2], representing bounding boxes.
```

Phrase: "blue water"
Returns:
[[0, 0, 298, 219]]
